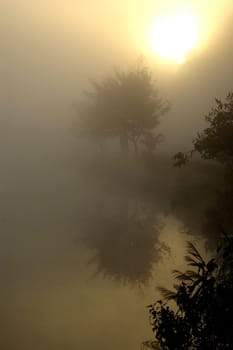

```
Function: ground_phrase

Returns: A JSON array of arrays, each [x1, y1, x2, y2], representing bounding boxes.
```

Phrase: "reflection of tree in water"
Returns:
[[202, 184, 233, 249], [77, 156, 226, 284], [81, 200, 169, 285], [169, 162, 227, 248], [170, 170, 233, 250]]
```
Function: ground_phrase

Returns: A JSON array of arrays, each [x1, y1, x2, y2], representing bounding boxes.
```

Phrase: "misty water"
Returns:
[[2, 2, 233, 349], [0, 134, 222, 350]]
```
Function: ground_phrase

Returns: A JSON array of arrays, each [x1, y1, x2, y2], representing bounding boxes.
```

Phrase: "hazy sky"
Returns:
[[1, 0, 233, 152], [1, 2, 233, 349]]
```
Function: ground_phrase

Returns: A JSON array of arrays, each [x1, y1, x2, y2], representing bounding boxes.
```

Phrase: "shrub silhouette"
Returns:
[[146, 231, 233, 349]]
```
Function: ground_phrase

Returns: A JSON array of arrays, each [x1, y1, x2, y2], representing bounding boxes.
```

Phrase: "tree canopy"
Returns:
[[173, 92, 233, 241], [146, 232, 233, 349], [77, 64, 169, 155], [173, 92, 233, 169]]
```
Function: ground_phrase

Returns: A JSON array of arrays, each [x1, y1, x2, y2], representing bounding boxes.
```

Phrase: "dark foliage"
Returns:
[[173, 92, 233, 170], [194, 93, 233, 168], [147, 233, 233, 349], [172, 92, 233, 248]]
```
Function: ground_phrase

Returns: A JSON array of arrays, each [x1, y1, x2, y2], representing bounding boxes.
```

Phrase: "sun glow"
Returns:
[[149, 12, 198, 63]]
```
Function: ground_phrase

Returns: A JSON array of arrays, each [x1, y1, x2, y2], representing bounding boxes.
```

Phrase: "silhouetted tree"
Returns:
[[173, 92, 233, 246], [146, 232, 233, 349], [173, 92, 233, 170], [76, 63, 169, 155]]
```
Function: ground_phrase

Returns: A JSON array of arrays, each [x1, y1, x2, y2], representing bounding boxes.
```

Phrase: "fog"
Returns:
[[1, 1, 233, 349]]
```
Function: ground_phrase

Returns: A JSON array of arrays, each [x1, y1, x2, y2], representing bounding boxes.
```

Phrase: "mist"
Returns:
[[1, 1, 233, 349]]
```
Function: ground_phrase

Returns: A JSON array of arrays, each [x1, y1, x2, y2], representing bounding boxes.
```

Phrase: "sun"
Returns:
[[149, 11, 198, 63]]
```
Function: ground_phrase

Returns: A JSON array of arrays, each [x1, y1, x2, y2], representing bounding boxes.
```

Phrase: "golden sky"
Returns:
[[2, 0, 232, 148], [0, 2, 233, 350]]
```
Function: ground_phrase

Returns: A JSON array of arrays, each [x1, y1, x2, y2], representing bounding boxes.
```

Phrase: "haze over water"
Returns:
[[1, 1, 233, 349]]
